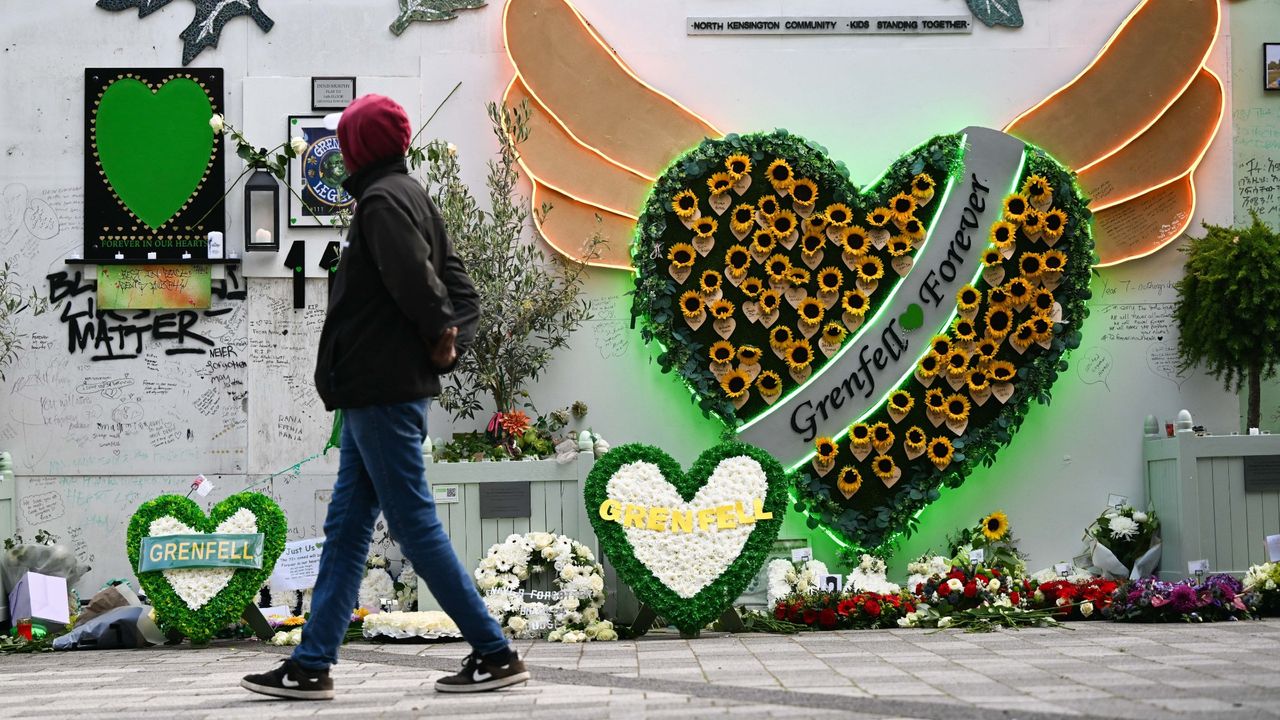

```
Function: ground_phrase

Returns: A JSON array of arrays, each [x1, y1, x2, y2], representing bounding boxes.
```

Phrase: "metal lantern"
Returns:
[[244, 167, 280, 252]]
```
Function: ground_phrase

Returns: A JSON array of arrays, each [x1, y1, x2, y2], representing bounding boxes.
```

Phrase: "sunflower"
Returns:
[[930, 335, 952, 357], [709, 298, 735, 320], [667, 242, 696, 269], [679, 290, 705, 318], [982, 248, 1004, 268], [924, 387, 946, 413], [757, 289, 782, 315], [987, 286, 1011, 309], [797, 297, 825, 324], [725, 245, 751, 272], [801, 232, 825, 257], [769, 325, 793, 348], [751, 229, 778, 256], [1013, 320, 1035, 346], [990, 221, 1017, 248], [985, 307, 1013, 338], [918, 352, 941, 379], [791, 178, 818, 205], [740, 277, 764, 298], [720, 368, 752, 399], [928, 436, 954, 469], [672, 190, 698, 219], [786, 339, 814, 370], [848, 422, 872, 448], [872, 455, 897, 482], [815, 436, 839, 464], [738, 345, 762, 365], [767, 158, 794, 188], [805, 213, 830, 234], [842, 226, 870, 255], [756, 370, 782, 395], [842, 289, 869, 316], [865, 207, 891, 228], [912, 173, 936, 197], [988, 360, 1016, 383], [1032, 288, 1055, 314], [725, 154, 752, 178], [945, 349, 969, 377], [769, 210, 798, 239], [889, 192, 917, 220], [1002, 194, 1029, 222], [693, 216, 718, 238], [1030, 315, 1053, 343], [1021, 209, 1044, 234], [957, 285, 981, 313], [953, 318, 977, 343], [700, 270, 722, 294], [836, 467, 863, 497], [944, 394, 971, 423], [1022, 175, 1050, 201], [1006, 277, 1031, 302], [707, 172, 734, 196], [757, 195, 780, 217], [1042, 249, 1067, 272], [731, 204, 756, 234], [787, 268, 811, 286], [818, 267, 843, 291], [825, 203, 853, 227], [709, 340, 735, 364], [871, 422, 894, 447], [905, 426, 927, 453], [889, 390, 914, 413], [974, 339, 998, 361], [981, 510, 1010, 541], [822, 322, 847, 345], [765, 254, 792, 283], [968, 370, 990, 394], [888, 238, 913, 257], [1042, 209, 1068, 240], [857, 256, 884, 284]]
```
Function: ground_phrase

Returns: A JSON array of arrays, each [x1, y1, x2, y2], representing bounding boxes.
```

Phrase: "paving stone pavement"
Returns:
[[2, 619, 1277, 719]]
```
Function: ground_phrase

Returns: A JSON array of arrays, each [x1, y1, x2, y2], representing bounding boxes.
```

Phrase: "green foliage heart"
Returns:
[[899, 303, 925, 331], [126, 493, 286, 644], [584, 442, 787, 635], [94, 77, 215, 229]]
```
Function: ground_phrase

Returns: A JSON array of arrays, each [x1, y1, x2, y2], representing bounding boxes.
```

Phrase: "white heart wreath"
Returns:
[[475, 532, 615, 642], [148, 508, 258, 610]]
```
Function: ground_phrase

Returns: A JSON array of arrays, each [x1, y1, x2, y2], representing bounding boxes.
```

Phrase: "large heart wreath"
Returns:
[[126, 492, 286, 644]]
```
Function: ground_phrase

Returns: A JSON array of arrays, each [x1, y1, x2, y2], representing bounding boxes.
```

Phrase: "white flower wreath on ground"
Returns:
[[362, 610, 461, 640], [846, 554, 902, 595], [475, 532, 615, 642], [766, 558, 829, 606]]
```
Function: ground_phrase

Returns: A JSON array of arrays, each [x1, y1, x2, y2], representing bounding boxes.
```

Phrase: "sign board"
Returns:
[[479, 482, 531, 519], [688, 16, 974, 36], [1266, 533, 1280, 562], [311, 76, 356, 110], [138, 533, 264, 572], [433, 484, 460, 505], [269, 537, 325, 592], [1244, 455, 1280, 491]]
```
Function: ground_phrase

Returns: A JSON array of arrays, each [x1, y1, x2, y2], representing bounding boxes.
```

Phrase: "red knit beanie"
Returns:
[[336, 94, 412, 176]]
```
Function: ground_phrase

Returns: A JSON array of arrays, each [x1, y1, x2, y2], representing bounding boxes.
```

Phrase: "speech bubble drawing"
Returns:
[[1077, 347, 1114, 390], [1147, 339, 1190, 388]]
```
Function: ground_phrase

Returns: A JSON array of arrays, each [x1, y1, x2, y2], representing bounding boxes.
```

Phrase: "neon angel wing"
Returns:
[[505, 0, 1224, 270]]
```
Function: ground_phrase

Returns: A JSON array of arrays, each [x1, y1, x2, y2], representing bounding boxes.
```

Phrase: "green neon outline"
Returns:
[[737, 136, 967, 436]]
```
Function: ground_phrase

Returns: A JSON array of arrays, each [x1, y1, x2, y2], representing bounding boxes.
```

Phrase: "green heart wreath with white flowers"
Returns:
[[126, 492, 286, 644], [585, 441, 787, 636], [475, 532, 615, 643]]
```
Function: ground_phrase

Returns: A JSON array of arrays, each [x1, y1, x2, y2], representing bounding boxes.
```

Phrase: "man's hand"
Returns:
[[431, 326, 459, 370]]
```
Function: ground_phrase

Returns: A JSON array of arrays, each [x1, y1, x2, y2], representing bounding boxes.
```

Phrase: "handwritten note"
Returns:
[[98, 264, 212, 310]]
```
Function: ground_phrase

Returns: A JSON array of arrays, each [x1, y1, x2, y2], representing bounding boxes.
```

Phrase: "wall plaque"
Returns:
[[687, 16, 974, 36], [479, 482, 531, 519]]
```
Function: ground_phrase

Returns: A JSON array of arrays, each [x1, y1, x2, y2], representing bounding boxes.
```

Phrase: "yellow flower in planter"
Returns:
[[786, 339, 814, 371], [924, 387, 946, 415], [945, 394, 970, 423], [767, 158, 794, 189], [974, 339, 998, 362], [1030, 314, 1053, 343], [928, 436, 954, 469], [709, 341, 735, 364], [902, 217, 925, 243], [825, 203, 854, 227], [815, 436, 839, 464], [1021, 209, 1045, 235], [968, 369, 991, 394], [679, 291, 704, 318], [720, 368, 752, 399], [871, 422, 894, 450], [693, 216, 718, 238], [872, 455, 897, 482], [1006, 277, 1031, 304], [842, 289, 870, 317], [981, 510, 1010, 541], [707, 172, 734, 196], [725, 154, 752, 178], [945, 348, 970, 378], [856, 256, 884, 284], [672, 190, 698, 219], [708, 299, 735, 321], [836, 467, 863, 498], [1022, 175, 1050, 200], [667, 243, 696, 269]]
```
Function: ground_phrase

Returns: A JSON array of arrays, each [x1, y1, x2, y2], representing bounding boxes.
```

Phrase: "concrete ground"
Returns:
[[3, 619, 1278, 719]]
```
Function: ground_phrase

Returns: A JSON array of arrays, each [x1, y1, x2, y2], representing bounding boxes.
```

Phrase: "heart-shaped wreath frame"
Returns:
[[585, 441, 787, 635], [126, 492, 286, 644]]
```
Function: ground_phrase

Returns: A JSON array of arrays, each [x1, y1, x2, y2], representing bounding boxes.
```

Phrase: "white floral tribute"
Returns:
[[604, 456, 772, 598], [395, 561, 419, 611], [905, 555, 951, 595], [475, 532, 613, 642], [148, 508, 258, 611], [846, 554, 902, 595], [269, 627, 303, 646], [362, 611, 462, 640], [358, 553, 397, 612], [1245, 562, 1278, 592], [766, 558, 828, 606]]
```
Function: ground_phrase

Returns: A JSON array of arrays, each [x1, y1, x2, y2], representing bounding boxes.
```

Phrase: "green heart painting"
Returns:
[[94, 76, 215, 230], [632, 128, 1094, 552]]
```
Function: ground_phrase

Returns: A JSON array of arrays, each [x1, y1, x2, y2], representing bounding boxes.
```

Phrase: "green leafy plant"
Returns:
[[0, 261, 49, 382], [1174, 212, 1280, 430], [420, 101, 603, 420]]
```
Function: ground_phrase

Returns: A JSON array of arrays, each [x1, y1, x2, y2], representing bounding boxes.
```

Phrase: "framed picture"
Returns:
[[287, 115, 354, 227], [1267, 44, 1280, 92]]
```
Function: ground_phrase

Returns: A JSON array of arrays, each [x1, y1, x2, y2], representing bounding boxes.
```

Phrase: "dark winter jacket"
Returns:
[[314, 156, 479, 410]]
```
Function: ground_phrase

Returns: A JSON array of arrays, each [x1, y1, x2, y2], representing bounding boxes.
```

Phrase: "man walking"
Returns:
[[242, 94, 527, 700]]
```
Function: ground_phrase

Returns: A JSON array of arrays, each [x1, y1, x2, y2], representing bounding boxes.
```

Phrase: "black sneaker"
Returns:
[[240, 659, 335, 700], [434, 651, 530, 693]]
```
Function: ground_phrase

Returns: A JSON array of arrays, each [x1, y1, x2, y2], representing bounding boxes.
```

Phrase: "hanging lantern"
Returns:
[[244, 167, 280, 252]]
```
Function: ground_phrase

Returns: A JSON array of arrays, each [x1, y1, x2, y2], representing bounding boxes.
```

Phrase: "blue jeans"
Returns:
[[293, 399, 509, 670]]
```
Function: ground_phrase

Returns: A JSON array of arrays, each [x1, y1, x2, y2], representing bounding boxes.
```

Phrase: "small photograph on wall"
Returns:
[[1267, 44, 1280, 91], [288, 115, 354, 227]]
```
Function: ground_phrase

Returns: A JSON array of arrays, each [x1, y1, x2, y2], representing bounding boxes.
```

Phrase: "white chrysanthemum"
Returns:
[[362, 611, 460, 639], [1132, 511, 1148, 523], [847, 554, 900, 595], [358, 567, 396, 611], [396, 563, 419, 610], [1108, 515, 1139, 540]]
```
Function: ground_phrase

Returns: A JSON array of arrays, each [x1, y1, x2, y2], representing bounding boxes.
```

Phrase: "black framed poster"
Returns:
[[287, 115, 354, 227]]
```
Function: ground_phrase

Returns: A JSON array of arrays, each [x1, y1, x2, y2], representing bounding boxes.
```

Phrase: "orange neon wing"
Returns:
[[503, 0, 722, 270], [1005, 0, 1223, 267]]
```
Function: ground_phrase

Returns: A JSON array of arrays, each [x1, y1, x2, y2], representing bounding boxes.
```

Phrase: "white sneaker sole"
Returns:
[[240, 678, 336, 700], [434, 671, 531, 693]]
